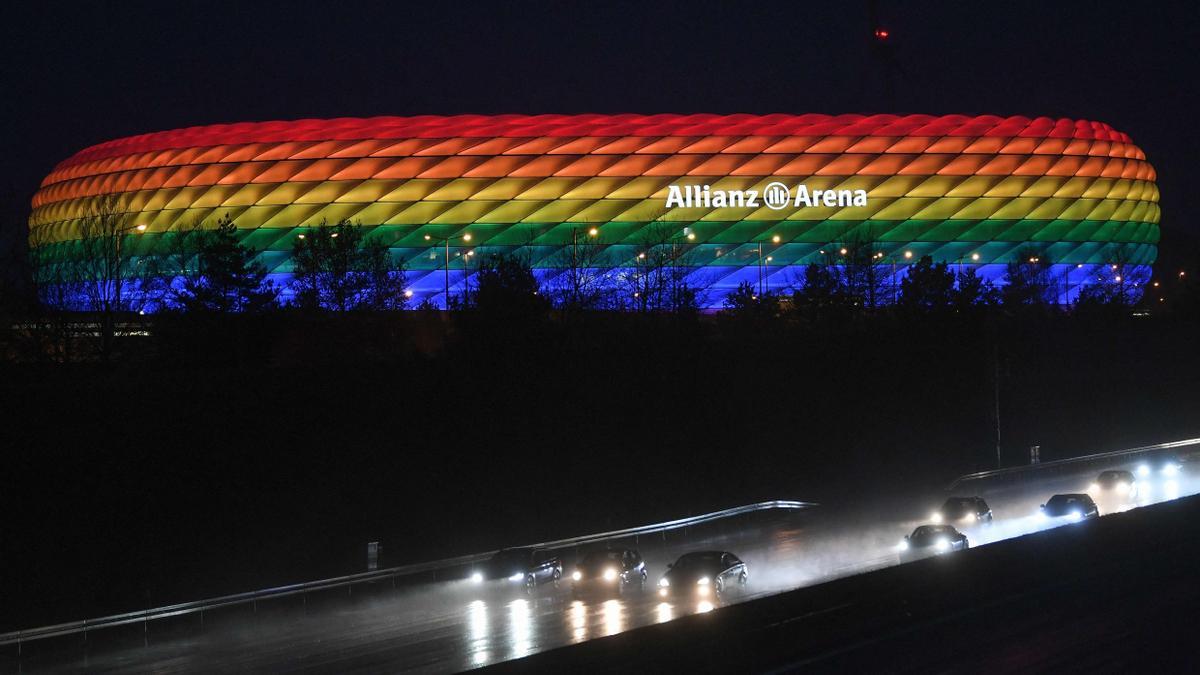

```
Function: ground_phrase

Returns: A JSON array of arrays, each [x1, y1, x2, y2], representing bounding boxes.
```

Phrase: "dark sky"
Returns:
[[3, 0, 1198, 259]]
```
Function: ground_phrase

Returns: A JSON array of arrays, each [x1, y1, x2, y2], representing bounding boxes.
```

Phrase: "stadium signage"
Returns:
[[665, 181, 869, 210]]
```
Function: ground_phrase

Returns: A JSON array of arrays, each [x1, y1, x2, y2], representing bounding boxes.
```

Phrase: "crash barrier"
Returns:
[[945, 437, 1200, 492], [1, 499, 815, 651]]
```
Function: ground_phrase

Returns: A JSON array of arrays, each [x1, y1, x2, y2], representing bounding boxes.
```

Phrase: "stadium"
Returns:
[[28, 113, 1160, 308]]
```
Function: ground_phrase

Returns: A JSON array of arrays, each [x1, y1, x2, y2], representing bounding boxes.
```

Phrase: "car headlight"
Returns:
[[895, 540, 909, 552], [470, 572, 483, 584], [934, 538, 950, 552], [1116, 482, 1129, 494], [509, 573, 525, 582], [1137, 464, 1151, 477], [659, 578, 669, 588], [962, 513, 976, 523], [1067, 511, 1082, 522], [571, 570, 582, 581], [1088, 483, 1099, 493], [930, 512, 942, 524], [603, 568, 617, 581], [1162, 464, 1180, 477], [696, 577, 710, 586]]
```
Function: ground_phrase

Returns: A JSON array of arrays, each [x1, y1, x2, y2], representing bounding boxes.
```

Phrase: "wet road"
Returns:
[[8, 459, 1196, 673]]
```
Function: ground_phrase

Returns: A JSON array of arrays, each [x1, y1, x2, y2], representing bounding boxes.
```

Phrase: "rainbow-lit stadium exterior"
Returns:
[[29, 114, 1160, 308]]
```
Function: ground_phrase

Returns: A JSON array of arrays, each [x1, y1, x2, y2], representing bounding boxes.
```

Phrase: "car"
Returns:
[[570, 548, 647, 595], [1038, 493, 1099, 522], [1135, 459, 1184, 479], [897, 525, 969, 561], [469, 548, 563, 592], [1087, 470, 1139, 500], [658, 551, 747, 598], [931, 496, 993, 525]]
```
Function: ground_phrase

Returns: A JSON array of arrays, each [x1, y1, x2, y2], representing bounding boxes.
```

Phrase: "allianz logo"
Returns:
[[665, 181, 869, 210]]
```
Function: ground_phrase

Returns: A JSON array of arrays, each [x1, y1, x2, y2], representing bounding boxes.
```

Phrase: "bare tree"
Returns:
[[621, 219, 712, 312]]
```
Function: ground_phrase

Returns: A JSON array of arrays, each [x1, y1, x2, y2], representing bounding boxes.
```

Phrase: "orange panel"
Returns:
[[1045, 155, 1084, 177], [859, 154, 917, 175], [459, 137, 531, 155], [218, 162, 269, 185], [463, 155, 535, 178], [596, 155, 663, 176], [924, 136, 972, 153], [1012, 155, 1055, 176], [806, 136, 856, 153], [722, 136, 778, 153], [844, 136, 896, 153], [250, 160, 310, 183], [556, 155, 622, 176], [730, 154, 793, 175], [331, 157, 394, 180], [291, 159, 354, 181], [372, 157, 439, 179], [638, 155, 704, 176], [679, 136, 737, 153], [329, 139, 394, 158], [974, 155, 1025, 176], [1063, 139, 1093, 156], [593, 136, 656, 154], [254, 142, 313, 161], [1033, 138, 1069, 155], [999, 138, 1038, 154], [290, 140, 345, 160], [548, 137, 613, 154], [415, 137, 488, 156], [415, 155, 486, 178], [815, 154, 874, 175], [899, 154, 953, 175], [886, 136, 932, 153], [636, 137, 697, 154], [507, 155, 575, 176], [963, 136, 1007, 154], [1077, 156, 1110, 177], [223, 144, 270, 163], [687, 154, 749, 175], [187, 163, 234, 186], [775, 155, 834, 175], [371, 138, 438, 157], [161, 164, 205, 188], [505, 137, 572, 155]]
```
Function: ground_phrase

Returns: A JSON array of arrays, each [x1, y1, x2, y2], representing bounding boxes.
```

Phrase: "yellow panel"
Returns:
[[295, 181, 357, 205], [913, 198, 973, 220], [390, 201, 457, 224], [471, 200, 547, 223], [1044, 176, 1093, 199], [257, 182, 319, 206], [303, 203, 369, 224], [192, 185, 241, 209], [608, 177, 673, 199], [257, 204, 319, 228], [344, 202, 409, 225], [426, 178, 495, 201], [335, 180, 405, 203], [1084, 199, 1120, 221], [430, 200, 505, 224], [164, 186, 207, 210], [143, 188, 181, 211], [908, 176, 961, 198], [223, 183, 274, 207], [1081, 178, 1118, 199], [946, 176, 1002, 197], [561, 177, 634, 200], [521, 200, 592, 223], [990, 197, 1046, 220], [870, 175, 929, 198], [567, 199, 645, 222], [379, 180, 448, 202], [870, 197, 936, 220], [473, 178, 543, 200], [1029, 198, 1077, 220]]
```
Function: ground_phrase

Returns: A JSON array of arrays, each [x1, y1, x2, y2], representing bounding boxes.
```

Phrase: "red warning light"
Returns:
[[874, 28, 890, 40]]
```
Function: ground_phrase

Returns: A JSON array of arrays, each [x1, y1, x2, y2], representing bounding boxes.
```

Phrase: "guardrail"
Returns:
[[0, 499, 815, 651], [946, 438, 1200, 491]]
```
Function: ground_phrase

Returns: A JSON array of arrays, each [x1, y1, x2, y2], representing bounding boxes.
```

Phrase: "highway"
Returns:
[[5, 454, 1196, 674]]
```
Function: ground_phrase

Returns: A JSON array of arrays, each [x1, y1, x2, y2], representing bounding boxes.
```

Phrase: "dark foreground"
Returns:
[[489, 492, 1200, 673]]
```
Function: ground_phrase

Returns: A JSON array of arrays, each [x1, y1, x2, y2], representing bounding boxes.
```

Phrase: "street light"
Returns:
[[424, 232, 472, 307]]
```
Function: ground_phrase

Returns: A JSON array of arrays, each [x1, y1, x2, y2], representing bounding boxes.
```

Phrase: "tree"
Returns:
[[290, 220, 407, 311], [722, 281, 782, 323], [549, 226, 619, 311], [835, 231, 889, 309], [465, 251, 550, 319], [952, 267, 999, 312], [166, 215, 278, 313], [790, 262, 847, 319], [1001, 247, 1058, 309], [898, 255, 955, 311], [622, 221, 707, 313]]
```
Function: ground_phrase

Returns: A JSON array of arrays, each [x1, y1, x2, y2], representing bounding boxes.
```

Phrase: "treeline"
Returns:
[[3, 210, 1199, 364]]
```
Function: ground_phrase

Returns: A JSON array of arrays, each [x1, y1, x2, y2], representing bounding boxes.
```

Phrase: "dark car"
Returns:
[[1088, 470, 1139, 501], [931, 497, 993, 525], [897, 525, 969, 562], [1038, 493, 1099, 522], [658, 551, 747, 598], [469, 548, 563, 591], [570, 549, 647, 595]]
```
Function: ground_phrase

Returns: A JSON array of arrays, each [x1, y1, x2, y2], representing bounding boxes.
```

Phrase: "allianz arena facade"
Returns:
[[29, 113, 1160, 308]]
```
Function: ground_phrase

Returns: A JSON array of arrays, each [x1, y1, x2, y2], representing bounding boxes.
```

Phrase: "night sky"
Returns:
[[3, 0, 1198, 262]]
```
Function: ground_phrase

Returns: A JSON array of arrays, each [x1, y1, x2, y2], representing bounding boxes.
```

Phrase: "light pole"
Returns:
[[758, 234, 782, 295], [424, 232, 472, 308]]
